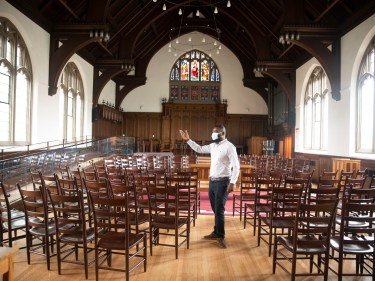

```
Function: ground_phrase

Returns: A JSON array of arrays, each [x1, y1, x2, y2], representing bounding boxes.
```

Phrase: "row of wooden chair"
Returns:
[[1, 165, 202, 280], [232, 170, 375, 280]]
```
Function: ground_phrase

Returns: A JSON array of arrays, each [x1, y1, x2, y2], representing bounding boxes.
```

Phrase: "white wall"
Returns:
[[122, 32, 268, 115], [295, 13, 375, 160], [0, 1, 97, 144]]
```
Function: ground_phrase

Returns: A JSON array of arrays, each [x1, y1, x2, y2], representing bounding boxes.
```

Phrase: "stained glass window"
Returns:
[[169, 49, 221, 103]]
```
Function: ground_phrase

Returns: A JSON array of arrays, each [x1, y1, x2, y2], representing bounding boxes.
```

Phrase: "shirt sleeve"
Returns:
[[229, 144, 240, 184], [187, 139, 211, 154]]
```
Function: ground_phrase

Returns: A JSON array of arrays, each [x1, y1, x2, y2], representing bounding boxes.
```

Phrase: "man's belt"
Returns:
[[210, 177, 230, 182]]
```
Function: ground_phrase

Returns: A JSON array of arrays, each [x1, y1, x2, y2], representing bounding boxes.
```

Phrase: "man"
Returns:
[[179, 124, 240, 248]]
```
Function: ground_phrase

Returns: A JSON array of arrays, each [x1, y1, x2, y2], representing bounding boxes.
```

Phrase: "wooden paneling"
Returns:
[[295, 152, 375, 182], [109, 103, 268, 152]]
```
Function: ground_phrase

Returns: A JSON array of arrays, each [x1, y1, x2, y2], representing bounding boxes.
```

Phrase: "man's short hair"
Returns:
[[214, 124, 226, 135]]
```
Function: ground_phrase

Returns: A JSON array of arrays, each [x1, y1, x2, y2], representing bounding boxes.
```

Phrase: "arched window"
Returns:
[[304, 66, 329, 150], [357, 38, 375, 153], [169, 50, 221, 102], [0, 17, 32, 145], [59, 62, 84, 142]]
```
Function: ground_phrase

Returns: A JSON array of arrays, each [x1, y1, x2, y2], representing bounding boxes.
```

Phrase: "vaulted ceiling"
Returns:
[[5, 0, 375, 107]]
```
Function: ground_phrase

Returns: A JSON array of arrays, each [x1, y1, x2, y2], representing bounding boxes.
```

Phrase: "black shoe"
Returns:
[[217, 238, 227, 248], [203, 232, 220, 240]]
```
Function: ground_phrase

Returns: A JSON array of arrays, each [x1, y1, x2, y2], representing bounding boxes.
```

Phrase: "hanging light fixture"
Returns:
[[227, 0, 231, 7], [178, 8, 182, 15], [176, 38, 179, 44], [188, 36, 192, 42], [216, 49, 220, 54], [168, 42, 172, 48], [153, 0, 157, 2], [202, 36, 206, 43], [214, 7, 218, 14], [196, 9, 200, 17], [163, 3, 166, 10], [214, 40, 217, 46], [218, 44, 222, 50]]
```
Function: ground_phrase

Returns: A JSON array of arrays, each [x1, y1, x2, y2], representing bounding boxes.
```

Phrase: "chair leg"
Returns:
[[291, 252, 297, 281], [268, 228, 273, 257], [239, 200, 242, 221], [272, 240, 277, 274], [57, 239, 61, 275], [95, 246, 99, 281], [232, 196, 235, 216]]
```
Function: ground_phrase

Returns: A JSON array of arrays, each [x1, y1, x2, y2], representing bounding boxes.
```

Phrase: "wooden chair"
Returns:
[[147, 183, 190, 259], [48, 190, 95, 279], [330, 186, 375, 280], [89, 195, 147, 281], [39, 171, 59, 195], [109, 181, 149, 234], [273, 198, 338, 280], [249, 178, 281, 236], [177, 170, 200, 219], [258, 180, 306, 256], [0, 183, 26, 247], [233, 172, 257, 221], [321, 169, 339, 180], [165, 175, 195, 227], [18, 184, 56, 270]]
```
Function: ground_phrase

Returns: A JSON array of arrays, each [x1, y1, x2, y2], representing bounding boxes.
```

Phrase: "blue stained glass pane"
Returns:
[[201, 53, 205, 59], [216, 69, 220, 81], [170, 70, 174, 80], [196, 51, 200, 59], [175, 68, 179, 80], [211, 69, 215, 81], [211, 61, 214, 69], [191, 51, 194, 59]]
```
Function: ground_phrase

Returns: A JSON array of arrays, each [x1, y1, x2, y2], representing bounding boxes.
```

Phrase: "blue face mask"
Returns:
[[211, 132, 220, 141]]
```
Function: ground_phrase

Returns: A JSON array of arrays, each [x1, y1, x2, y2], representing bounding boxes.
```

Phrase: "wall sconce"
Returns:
[[279, 31, 300, 45]]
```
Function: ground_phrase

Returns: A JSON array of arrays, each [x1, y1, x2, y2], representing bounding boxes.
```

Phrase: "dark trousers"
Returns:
[[209, 178, 230, 238]]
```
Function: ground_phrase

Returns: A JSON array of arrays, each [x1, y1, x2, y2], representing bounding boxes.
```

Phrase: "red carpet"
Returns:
[[199, 191, 240, 216]]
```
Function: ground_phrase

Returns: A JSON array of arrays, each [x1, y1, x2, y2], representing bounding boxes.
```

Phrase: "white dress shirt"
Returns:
[[187, 138, 240, 184]]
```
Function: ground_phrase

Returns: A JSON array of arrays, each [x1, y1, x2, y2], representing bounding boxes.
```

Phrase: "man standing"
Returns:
[[179, 124, 240, 248]]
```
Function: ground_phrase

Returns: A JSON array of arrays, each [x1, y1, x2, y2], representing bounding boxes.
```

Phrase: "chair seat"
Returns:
[[152, 217, 188, 229], [3, 217, 26, 230], [277, 236, 327, 254], [29, 222, 56, 236], [60, 227, 95, 243], [1, 210, 25, 220], [330, 236, 374, 254], [335, 215, 370, 228], [98, 231, 145, 250], [262, 217, 295, 228]]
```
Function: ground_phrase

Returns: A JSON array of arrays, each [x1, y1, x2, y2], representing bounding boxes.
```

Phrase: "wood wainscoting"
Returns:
[[120, 102, 268, 153], [295, 152, 375, 182]]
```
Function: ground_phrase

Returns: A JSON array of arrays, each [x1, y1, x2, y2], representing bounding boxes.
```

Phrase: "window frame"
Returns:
[[356, 39, 375, 153], [303, 66, 329, 151], [0, 17, 32, 145]]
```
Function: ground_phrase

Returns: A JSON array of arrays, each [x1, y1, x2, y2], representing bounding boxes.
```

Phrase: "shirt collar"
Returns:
[[215, 138, 227, 145]]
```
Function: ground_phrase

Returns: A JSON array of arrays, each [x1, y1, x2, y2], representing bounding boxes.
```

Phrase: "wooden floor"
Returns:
[[10, 214, 372, 281]]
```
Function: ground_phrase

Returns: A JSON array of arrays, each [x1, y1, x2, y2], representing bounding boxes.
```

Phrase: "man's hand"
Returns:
[[227, 183, 234, 193], [179, 130, 190, 141]]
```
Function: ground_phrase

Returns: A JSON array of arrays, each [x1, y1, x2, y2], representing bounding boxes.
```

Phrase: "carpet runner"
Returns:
[[199, 191, 240, 216]]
